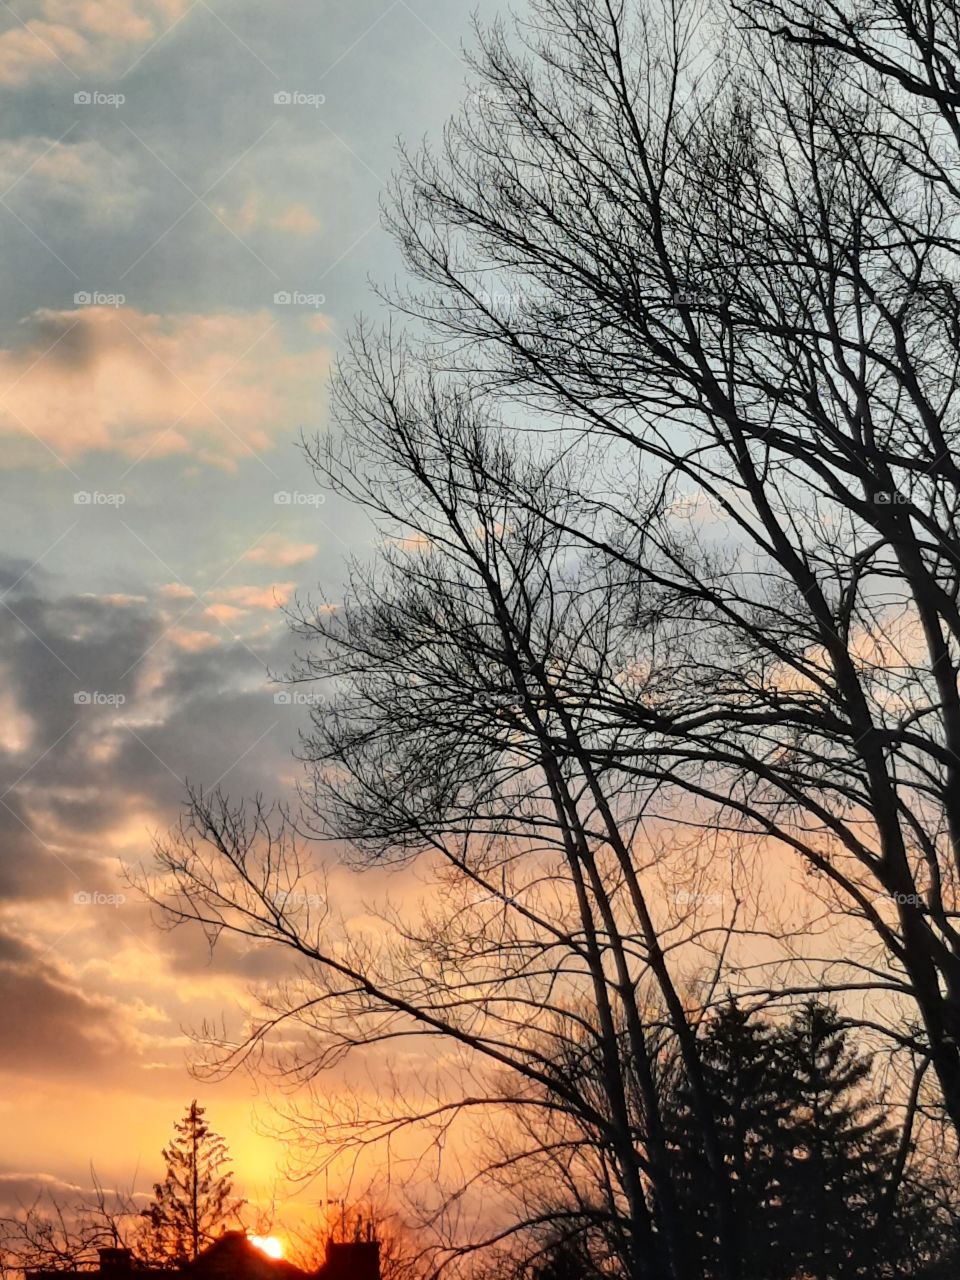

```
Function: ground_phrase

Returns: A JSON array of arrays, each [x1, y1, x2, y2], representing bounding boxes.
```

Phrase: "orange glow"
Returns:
[[250, 1237, 284, 1260]]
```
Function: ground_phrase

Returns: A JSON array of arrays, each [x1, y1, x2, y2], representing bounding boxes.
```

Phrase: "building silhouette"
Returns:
[[27, 1233, 380, 1280]]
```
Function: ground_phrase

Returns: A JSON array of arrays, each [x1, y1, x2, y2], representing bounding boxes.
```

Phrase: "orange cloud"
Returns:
[[211, 583, 295, 609], [213, 192, 322, 237], [167, 627, 220, 652], [243, 534, 317, 568], [201, 584, 293, 625], [0, 1, 190, 85], [271, 202, 322, 235], [203, 603, 245, 624], [0, 306, 331, 466]]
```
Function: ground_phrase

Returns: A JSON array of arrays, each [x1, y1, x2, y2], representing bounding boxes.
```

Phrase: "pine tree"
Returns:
[[531, 1235, 590, 1280], [775, 1003, 899, 1280], [665, 1000, 794, 1280], [663, 1001, 939, 1279], [142, 1101, 244, 1263]]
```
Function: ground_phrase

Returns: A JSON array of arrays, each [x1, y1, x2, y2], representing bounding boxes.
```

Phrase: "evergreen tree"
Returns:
[[664, 1001, 942, 1279], [530, 1236, 590, 1280], [775, 1003, 898, 1279], [665, 1000, 793, 1280], [142, 1101, 243, 1263]]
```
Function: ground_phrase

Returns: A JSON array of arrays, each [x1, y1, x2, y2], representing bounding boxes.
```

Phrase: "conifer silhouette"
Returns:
[[142, 1101, 243, 1262], [665, 1001, 941, 1278], [776, 1002, 897, 1279]]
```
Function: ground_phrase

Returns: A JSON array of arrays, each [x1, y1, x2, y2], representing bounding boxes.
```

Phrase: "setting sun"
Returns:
[[249, 1238, 284, 1260]]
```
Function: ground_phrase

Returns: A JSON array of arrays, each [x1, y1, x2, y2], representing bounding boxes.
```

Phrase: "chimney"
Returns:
[[322, 1240, 380, 1280], [98, 1249, 133, 1277]]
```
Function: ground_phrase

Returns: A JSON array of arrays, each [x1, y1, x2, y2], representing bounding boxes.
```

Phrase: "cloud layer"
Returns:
[[0, 306, 330, 464]]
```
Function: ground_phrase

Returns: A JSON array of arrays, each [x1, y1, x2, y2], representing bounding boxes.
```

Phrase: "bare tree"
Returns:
[[145, 0, 960, 1275], [289, 1202, 431, 1280], [0, 1172, 159, 1277], [367, 0, 960, 1132]]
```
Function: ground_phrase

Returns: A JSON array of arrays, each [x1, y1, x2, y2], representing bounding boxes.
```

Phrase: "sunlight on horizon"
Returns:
[[249, 1237, 284, 1260]]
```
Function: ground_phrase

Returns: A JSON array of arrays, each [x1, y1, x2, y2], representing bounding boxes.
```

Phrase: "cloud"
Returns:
[[0, 1171, 85, 1211], [166, 626, 221, 652], [0, 306, 331, 465], [0, 560, 296, 913], [243, 534, 317, 568], [271, 202, 322, 236], [0, 925, 140, 1075], [0, 138, 145, 227], [0, 1, 190, 86], [199, 583, 294, 630], [212, 192, 322, 238], [209, 583, 294, 610], [0, 23, 88, 86]]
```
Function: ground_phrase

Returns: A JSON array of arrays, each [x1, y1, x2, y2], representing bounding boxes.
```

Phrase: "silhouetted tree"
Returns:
[[663, 1002, 790, 1278], [776, 1003, 898, 1278], [145, 0, 960, 1275], [529, 1235, 592, 1280], [142, 1102, 243, 1263], [663, 1001, 958, 1279], [0, 1172, 149, 1277]]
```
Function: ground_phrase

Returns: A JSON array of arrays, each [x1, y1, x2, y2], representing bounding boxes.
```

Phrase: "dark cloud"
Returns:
[[0, 563, 299, 910], [0, 925, 137, 1076], [0, 560, 322, 1093], [0, 1172, 85, 1213]]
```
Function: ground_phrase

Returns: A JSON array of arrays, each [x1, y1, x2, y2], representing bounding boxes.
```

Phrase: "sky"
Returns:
[[0, 0, 504, 1245]]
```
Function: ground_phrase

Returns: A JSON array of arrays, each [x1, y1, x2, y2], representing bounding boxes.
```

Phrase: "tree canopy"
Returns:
[[144, 1, 960, 1277]]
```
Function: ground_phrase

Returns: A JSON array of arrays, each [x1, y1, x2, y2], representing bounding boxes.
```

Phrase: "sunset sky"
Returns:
[[0, 0, 500, 1241]]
